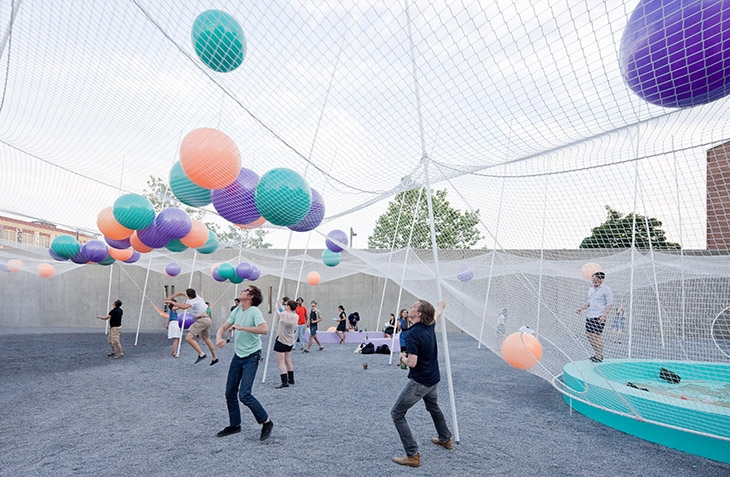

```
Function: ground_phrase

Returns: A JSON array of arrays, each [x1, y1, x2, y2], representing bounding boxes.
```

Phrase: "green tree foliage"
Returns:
[[142, 176, 272, 249], [368, 188, 481, 249], [580, 206, 680, 249]]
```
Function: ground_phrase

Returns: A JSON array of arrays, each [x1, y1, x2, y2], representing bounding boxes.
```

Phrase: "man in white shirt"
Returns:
[[575, 271, 613, 363], [168, 288, 218, 365]]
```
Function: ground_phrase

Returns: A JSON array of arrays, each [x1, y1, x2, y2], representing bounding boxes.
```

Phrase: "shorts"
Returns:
[[309, 325, 318, 336], [274, 339, 293, 353], [108, 326, 122, 345], [336, 321, 347, 332], [167, 320, 181, 339], [188, 316, 212, 339], [585, 317, 605, 335]]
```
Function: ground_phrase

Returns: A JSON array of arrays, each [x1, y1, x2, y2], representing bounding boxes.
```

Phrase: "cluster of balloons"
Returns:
[[49, 235, 125, 266], [322, 229, 346, 267], [210, 261, 260, 284], [620, 0, 730, 108], [171, 128, 325, 233]]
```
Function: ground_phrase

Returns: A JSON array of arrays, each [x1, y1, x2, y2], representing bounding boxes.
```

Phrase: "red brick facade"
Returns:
[[707, 142, 730, 250]]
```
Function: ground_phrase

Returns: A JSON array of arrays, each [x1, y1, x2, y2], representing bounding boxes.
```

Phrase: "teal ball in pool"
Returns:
[[255, 168, 312, 226], [192, 10, 246, 73], [113, 194, 155, 230]]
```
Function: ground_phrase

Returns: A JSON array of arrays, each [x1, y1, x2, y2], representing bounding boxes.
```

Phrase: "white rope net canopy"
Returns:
[[1, 0, 730, 453]]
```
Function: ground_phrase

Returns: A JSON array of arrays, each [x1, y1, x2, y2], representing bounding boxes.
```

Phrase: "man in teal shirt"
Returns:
[[215, 285, 274, 441]]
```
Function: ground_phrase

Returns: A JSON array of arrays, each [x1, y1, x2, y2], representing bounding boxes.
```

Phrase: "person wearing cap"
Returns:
[[294, 297, 308, 351], [575, 271, 613, 362]]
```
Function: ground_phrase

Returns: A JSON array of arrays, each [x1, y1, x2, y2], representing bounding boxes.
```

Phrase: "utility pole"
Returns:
[[350, 227, 357, 248]]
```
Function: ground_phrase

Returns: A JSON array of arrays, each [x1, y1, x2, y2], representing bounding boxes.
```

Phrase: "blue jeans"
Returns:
[[225, 351, 268, 426], [294, 324, 307, 349], [390, 379, 451, 457]]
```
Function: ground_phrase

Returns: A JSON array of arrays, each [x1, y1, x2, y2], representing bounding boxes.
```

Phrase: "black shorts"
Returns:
[[384, 326, 395, 335], [586, 317, 605, 334], [274, 339, 293, 353]]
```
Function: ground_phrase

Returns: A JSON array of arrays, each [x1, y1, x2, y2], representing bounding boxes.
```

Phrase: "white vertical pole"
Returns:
[[134, 253, 153, 346], [176, 250, 198, 357], [105, 262, 114, 335]]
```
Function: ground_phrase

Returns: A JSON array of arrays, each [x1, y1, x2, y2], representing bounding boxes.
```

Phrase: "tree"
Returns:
[[368, 188, 481, 249], [580, 206, 680, 249], [142, 176, 272, 249]]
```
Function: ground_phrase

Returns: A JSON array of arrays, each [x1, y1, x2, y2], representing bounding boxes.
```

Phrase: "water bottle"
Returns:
[[400, 353, 408, 369]]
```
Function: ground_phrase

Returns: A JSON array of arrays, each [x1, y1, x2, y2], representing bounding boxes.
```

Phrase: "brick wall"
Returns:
[[707, 142, 730, 250]]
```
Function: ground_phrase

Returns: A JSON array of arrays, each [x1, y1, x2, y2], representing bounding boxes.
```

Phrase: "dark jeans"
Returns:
[[225, 351, 268, 426], [390, 379, 452, 457]]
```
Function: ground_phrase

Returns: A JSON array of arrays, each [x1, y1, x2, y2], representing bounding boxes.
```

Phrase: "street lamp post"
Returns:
[[350, 227, 357, 248]]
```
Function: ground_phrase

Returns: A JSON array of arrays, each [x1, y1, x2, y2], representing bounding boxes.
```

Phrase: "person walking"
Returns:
[[215, 286, 274, 441], [335, 305, 347, 344], [167, 289, 218, 365], [294, 297, 307, 351], [391, 299, 451, 468], [97, 299, 124, 359], [576, 271, 614, 362], [273, 299, 298, 388], [304, 300, 324, 352]]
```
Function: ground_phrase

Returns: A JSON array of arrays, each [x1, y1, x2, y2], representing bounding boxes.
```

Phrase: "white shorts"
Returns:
[[167, 320, 182, 339]]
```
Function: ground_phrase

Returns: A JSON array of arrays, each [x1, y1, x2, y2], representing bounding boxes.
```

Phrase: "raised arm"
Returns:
[[434, 301, 446, 321]]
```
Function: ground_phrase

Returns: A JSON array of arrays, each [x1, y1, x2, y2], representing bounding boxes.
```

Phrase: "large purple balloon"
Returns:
[[165, 262, 181, 277], [236, 262, 253, 279], [288, 188, 325, 232], [137, 223, 170, 249], [155, 208, 192, 240], [247, 265, 260, 281], [70, 251, 89, 264], [211, 168, 261, 225], [325, 229, 348, 253], [620, 0, 730, 108], [177, 311, 195, 329], [124, 250, 141, 264], [105, 236, 131, 250], [82, 240, 109, 263]]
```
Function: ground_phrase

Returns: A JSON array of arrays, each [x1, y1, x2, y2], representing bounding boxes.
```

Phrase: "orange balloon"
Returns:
[[129, 232, 153, 253], [179, 128, 241, 189], [306, 271, 321, 286], [501, 332, 543, 370], [237, 216, 266, 229], [8, 259, 23, 272], [180, 220, 209, 248], [97, 206, 133, 240], [327, 326, 337, 332], [37, 263, 56, 278], [108, 247, 134, 261], [581, 262, 603, 280]]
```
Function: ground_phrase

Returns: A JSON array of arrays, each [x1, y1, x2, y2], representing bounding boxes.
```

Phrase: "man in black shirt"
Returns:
[[97, 299, 124, 358]]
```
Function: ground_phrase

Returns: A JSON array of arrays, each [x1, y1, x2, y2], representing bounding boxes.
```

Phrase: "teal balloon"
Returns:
[[218, 262, 235, 279], [169, 161, 211, 207], [197, 230, 219, 254], [51, 235, 80, 259], [255, 168, 312, 226], [98, 255, 116, 266], [229, 274, 244, 284], [165, 239, 189, 252], [192, 10, 246, 73], [113, 194, 155, 230], [322, 249, 341, 267]]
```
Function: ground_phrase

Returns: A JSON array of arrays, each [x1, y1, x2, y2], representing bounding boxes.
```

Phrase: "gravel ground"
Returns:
[[1, 329, 729, 476]]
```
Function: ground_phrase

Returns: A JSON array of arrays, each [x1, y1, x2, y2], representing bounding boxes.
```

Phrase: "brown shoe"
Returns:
[[431, 437, 452, 449], [392, 453, 420, 467]]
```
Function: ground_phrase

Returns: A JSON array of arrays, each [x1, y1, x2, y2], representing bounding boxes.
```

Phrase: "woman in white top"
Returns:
[[274, 299, 298, 388]]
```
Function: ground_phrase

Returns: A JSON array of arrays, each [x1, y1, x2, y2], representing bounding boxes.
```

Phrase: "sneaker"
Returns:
[[303, 349, 309, 353], [210, 359, 219, 366], [590, 356, 603, 363], [195, 354, 207, 364], [318, 346, 324, 351], [260, 420, 274, 441], [216, 425, 241, 437], [431, 437, 452, 449], [392, 453, 420, 467]]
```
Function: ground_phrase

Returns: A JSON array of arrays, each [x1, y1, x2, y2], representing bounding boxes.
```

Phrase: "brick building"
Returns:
[[0, 215, 96, 248]]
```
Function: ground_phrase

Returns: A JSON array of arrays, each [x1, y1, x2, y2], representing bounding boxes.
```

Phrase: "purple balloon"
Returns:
[[288, 188, 325, 232], [620, 0, 730, 108], [211, 168, 262, 225], [124, 250, 141, 263], [105, 236, 131, 250], [165, 262, 181, 277], [177, 311, 195, 329], [235, 262, 253, 279], [48, 248, 67, 261], [82, 240, 109, 263], [457, 266, 473, 282], [70, 251, 89, 264], [0, 261, 10, 272], [212, 267, 226, 282], [155, 208, 192, 240], [325, 229, 348, 253], [247, 266, 260, 281], [137, 223, 170, 249]]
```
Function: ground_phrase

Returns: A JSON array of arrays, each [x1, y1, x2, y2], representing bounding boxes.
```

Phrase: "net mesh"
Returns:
[[1, 0, 730, 450]]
